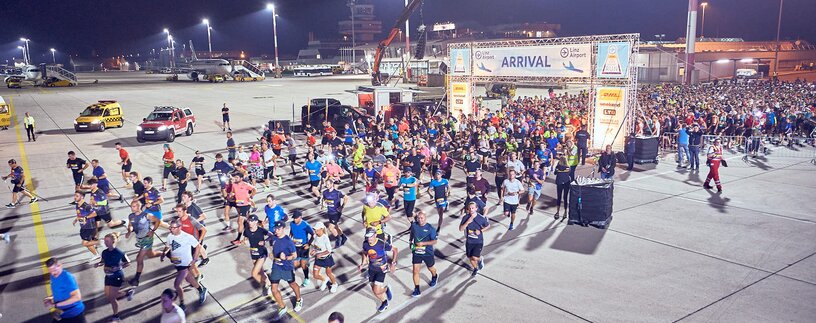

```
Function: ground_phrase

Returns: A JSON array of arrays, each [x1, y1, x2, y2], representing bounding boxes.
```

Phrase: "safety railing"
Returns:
[[45, 65, 78, 84]]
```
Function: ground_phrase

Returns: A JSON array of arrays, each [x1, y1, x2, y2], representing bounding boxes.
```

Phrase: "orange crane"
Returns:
[[371, 0, 424, 86]]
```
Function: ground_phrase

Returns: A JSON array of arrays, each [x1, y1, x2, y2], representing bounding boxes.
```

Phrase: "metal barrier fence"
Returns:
[[662, 133, 816, 165]]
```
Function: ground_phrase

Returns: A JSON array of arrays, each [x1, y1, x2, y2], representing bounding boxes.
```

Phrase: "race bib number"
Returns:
[[293, 239, 303, 247], [414, 245, 426, 255], [250, 247, 260, 256], [403, 186, 411, 193], [170, 256, 181, 265], [78, 217, 86, 225], [436, 198, 446, 203], [324, 200, 334, 207], [467, 172, 476, 176]]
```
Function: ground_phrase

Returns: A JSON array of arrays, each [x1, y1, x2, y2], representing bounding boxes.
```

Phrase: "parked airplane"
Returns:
[[177, 41, 232, 81], [2, 65, 42, 85]]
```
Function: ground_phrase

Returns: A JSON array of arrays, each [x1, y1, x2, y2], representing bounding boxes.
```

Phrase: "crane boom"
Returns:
[[371, 0, 424, 86]]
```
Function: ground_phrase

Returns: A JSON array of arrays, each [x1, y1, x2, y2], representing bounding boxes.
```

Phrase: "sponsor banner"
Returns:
[[449, 47, 472, 76], [449, 82, 472, 116], [592, 87, 627, 149], [596, 42, 631, 78], [472, 44, 591, 78]]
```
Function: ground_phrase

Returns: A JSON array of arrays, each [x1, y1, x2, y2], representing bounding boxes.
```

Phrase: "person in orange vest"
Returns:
[[704, 138, 724, 192]]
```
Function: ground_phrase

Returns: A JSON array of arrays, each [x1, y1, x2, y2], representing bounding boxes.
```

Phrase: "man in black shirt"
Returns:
[[464, 151, 481, 185], [173, 160, 190, 204], [190, 151, 206, 194], [221, 103, 231, 131], [687, 124, 704, 171], [575, 125, 590, 165], [129, 172, 146, 206], [67, 151, 89, 203]]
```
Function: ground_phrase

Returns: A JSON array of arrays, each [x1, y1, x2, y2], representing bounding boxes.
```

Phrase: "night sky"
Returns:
[[1, 0, 814, 63]]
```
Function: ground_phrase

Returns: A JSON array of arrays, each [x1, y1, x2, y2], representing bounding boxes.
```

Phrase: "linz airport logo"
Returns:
[[562, 46, 587, 59], [475, 50, 494, 60], [475, 51, 483, 59], [560, 47, 569, 58]]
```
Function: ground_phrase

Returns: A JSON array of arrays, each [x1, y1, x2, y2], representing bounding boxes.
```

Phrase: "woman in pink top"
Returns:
[[248, 145, 265, 188]]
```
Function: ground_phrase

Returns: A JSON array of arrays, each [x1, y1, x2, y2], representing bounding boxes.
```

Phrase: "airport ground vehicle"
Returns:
[[136, 106, 196, 143], [74, 100, 124, 132], [293, 65, 335, 77], [0, 96, 10, 129], [44, 77, 75, 87], [6, 78, 21, 88]]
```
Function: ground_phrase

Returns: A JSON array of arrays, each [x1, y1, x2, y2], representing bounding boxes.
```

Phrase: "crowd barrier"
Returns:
[[661, 133, 816, 165]]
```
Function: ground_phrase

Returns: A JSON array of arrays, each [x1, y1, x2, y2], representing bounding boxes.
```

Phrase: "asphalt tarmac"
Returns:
[[0, 72, 814, 322]]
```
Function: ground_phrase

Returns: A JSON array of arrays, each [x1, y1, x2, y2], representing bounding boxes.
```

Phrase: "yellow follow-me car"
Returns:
[[74, 100, 124, 132]]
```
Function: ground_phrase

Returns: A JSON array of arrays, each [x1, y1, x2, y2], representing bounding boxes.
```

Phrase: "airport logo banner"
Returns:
[[471, 44, 591, 78], [592, 87, 627, 149], [449, 48, 472, 76], [596, 42, 631, 78], [449, 82, 472, 116]]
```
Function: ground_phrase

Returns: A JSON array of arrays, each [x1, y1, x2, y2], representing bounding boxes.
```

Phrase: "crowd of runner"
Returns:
[[4, 79, 814, 322]]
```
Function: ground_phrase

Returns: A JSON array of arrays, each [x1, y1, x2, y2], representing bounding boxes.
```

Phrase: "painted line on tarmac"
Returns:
[[9, 97, 53, 294]]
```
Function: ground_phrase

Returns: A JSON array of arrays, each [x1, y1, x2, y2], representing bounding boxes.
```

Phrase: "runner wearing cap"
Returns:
[[241, 214, 272, 296], [362, 193, 391, 243], [290, 210, 315, 287], [426, 170, 449, 232], [409, 210, 438, 297], [359, 227, 397, 312], [320, 180, 348, 248], [269, 221, 303, 317], [310, 221, 339, 293], [459, 202, 490, 277], [398, 168, 419, 222]]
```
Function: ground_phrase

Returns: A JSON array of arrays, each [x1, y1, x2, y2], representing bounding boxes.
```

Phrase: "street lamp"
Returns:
[[266, 3, 280, 69], [17, 46, 26, 63], [164, 28, 174, 68], [20, 38, 31, 65], [773, 0, 783, 79], [700, 2, 708, 38], [50, 48, 56, 64], [203, 19, 212, 55]]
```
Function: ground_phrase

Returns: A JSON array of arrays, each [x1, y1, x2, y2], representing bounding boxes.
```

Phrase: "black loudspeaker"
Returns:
[[568, 181, 613, 229], [268, 120, 291, 135], [633, 136, 659, 164]]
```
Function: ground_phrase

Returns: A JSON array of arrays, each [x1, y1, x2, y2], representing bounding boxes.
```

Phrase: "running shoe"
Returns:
[[4, 203, 14, 209], [293, 299, 303, 312], [111, 314, 121, 322], [128, 277, 139, 287], [199, 258, 210, 267], [89, 254, 101, 264], [319, 281, 328, 291], [411, 287, 421, 298], [385, 284, 393, 301], [198, 287, 208, 304], [339, 235, 348, 247], [194, 190, 200, 194], [478, 259, 485, 270], [126, 289, 135, 301], [301, 278, 310, 288], [265, 285, 272, 296], [230, 239, 242, 246], [471, 268, 479, 277], [251, 206, 258, 213], [277, 307, 288, 318], [160, 187, 167, 192], [508, 223, 514, 231], [377, 300, 389, 312], [29, 197, 38, 203], [330, 284, 338, 293], [429, 275, 438, 287], [276, 176, 282, 187]]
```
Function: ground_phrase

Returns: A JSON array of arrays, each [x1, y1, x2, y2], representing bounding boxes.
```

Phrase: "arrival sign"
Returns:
[[471, 44, 592, 78]]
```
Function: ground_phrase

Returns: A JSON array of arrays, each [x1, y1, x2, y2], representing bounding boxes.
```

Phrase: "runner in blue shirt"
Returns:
[[426, 170, 449, 231], [72, 191, 101, 263], [399, 168, 419, 221], [91, 159, 120, 200], [303, 153, 323, 199], [87, 178, 127, 229], [289, 211, 315, 288], [359, 228, 397, 312], [409, 211, 438, 297], [459, 202, 490, 277], [45, 257, 87, 322], [525, 160, 546, 215], [320, 180, 349, 248], [269, 221, 303, 317], [263, 194, 288, 229]]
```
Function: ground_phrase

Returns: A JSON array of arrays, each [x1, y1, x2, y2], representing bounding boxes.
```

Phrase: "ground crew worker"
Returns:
[[704, 138, 724, 192], [23, 112, 35, 141]]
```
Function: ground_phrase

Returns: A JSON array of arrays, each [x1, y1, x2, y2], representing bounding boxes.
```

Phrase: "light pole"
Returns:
[[773, 0, 783, 80], [17, 46, 26, 64], [266, 3, 280, 69], [20, 38, 31, 65], [404, 0, 411, 79], [164, 28, 174, 69], [348, 0, 357, 68], [203, 19, 212, 55], [50, 48, 56, 64], [700, 2, 708, 38]]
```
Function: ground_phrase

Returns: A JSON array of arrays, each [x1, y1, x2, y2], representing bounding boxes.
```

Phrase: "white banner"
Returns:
[[449, 82, 472, 116], [592, 87, 627, 150], [472, 44, 591, 78]]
